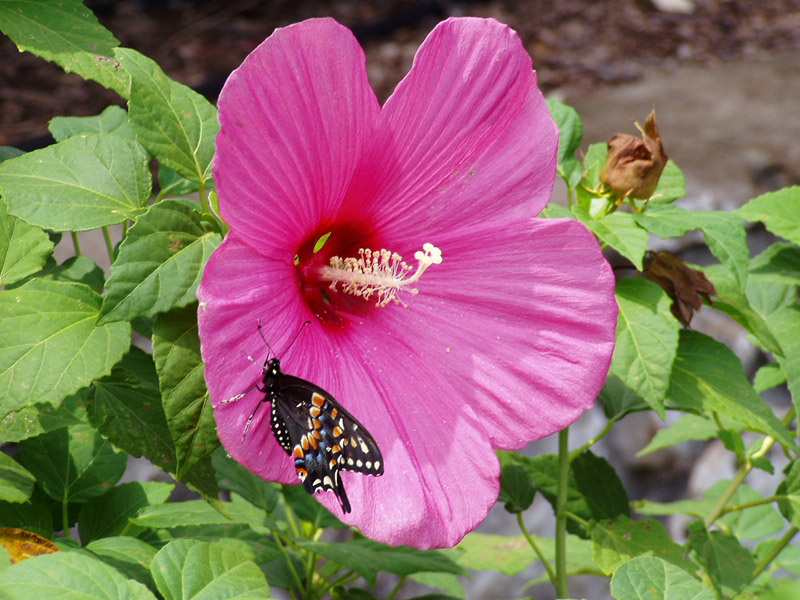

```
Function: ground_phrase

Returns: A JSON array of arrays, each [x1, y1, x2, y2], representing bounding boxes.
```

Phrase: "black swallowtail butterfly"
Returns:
[[223, 323, 384, 513]]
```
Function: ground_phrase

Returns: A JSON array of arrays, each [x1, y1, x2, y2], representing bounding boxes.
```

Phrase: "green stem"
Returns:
[[569, 418, 616, 461], [61, 495, 71, 539], [121, 220, 128, 238], [71, 231, 81, 256], [305, 551, 318, 600], [752, 526, 799, 580], [555, 427, 570, 599], [517, 512, 556, 585], [272, 532, 305, 596], [719, 495, 787, 516], [564, 511, 590, 529], [102, 226, 114, 263], [199, 180, 209, 214], [705, 407, 795, 528], [315, 570, 360, 600], [386, 575, 406, 600]]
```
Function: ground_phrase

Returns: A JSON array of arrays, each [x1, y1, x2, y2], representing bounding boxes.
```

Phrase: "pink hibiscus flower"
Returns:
[[198, 16, 617, 549]]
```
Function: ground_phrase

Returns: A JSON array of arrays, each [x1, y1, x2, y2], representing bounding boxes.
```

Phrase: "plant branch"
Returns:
[[517, 512, 556, 585], [555, 427, 570, 598], [752, 526, 799, 580]]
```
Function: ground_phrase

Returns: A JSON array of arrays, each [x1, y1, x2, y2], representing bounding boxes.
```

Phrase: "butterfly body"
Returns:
[[252, 357, 383, 513]]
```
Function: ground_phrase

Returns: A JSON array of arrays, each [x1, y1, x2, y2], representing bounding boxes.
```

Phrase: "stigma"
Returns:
[[322, 243, 442, 307]]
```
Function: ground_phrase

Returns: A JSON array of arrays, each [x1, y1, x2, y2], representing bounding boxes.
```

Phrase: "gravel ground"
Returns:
[[2, 0, 800, 148]]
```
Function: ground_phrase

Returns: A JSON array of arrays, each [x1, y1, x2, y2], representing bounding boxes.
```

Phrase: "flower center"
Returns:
[[323, 243, 442, 307], [295, 228, 441, 326]]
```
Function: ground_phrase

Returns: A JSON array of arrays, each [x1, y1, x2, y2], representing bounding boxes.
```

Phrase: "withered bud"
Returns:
[[600, 110, 668, 199], [644, 251, 716, 328]]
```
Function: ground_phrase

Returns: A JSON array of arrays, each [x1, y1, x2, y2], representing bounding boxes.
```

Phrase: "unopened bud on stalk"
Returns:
[[600, 110, 668, 200]]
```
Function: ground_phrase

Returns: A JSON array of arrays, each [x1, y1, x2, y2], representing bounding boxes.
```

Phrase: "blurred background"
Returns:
[[3, 1, 799, 598]]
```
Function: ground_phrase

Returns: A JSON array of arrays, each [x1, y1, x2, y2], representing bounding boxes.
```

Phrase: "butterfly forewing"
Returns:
[[266, 371, 383, 514]]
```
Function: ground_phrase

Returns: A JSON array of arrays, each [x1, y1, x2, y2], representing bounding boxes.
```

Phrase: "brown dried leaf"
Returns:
[[0, 527, 59, 564], [644, 252, 716, 327]]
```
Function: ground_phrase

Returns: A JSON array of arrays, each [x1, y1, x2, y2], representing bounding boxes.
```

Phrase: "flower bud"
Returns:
[[600, 110, 668, 199]]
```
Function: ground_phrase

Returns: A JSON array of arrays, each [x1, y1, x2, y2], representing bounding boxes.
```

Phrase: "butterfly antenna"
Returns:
[[256, 319, 274, 359], [279, 320, 312, 360]]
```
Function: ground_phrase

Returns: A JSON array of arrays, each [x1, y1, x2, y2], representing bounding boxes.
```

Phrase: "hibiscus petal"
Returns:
[[197, 233, 308, 483], [364, 217, 617, 449], [214, 18, 380, 256], [309, 330, 500, 549], [338, 17, 557, 238]]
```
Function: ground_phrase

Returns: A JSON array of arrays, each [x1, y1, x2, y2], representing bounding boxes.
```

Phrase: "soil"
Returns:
[[2, 0, 800, 149]]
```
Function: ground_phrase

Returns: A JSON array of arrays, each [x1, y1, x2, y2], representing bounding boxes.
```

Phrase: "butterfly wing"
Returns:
[[271, 375, 383, 514]]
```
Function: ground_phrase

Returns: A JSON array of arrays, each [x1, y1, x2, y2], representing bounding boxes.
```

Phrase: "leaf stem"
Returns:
[[199, 180, 209, 214], [102, 226, 114, 263], [272, 532, 305, 595], [564, 510, 590, 529], [719, 495, 787, 516], [517, 512, 557, 585], [71, 231, 81, 256], [387, 575, 407, 600], [569, 418, 616, 461], [555, 427, 570, 598], [752, 526, 799, 580], [61, 496, 71, 539]]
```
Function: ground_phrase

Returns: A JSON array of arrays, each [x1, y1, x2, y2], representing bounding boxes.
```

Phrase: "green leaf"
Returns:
[[497, 449, 536, 513], [634, 480, 727, 519], [601, 278, 680, 419], [0, 452, 35, 503], [0, 147, 24, 162], [37, 254, 106, 293], [637, 414, 720, 456], [49, 105, 136, 143], [118, 48, 219, 184], [211, 449, 280, 514], [716, 485, 783, 540], [0, 1, 129, 97], [635, 206, 749, 288], [0, 280, 131, 415], [776, 459, 800, 528], [86, 536, 159, 593], [749, 244, 800, 286], [15, 424, 127, 504], [666, 330, 797, 451], [498, 451, 626, 537], [703, 264, 782, 355], [281, 483, 345, 529], [131, 499, 265, 529], [539, 203, 573, 219], [572, 203, 649, 270], [408, 572, 464, 599], [0, 486, 54, 537], [571, 451, 630, 521], [100, 200, 221, 323], [297, 539, 465, 588], [694, 211, 749, 290], [590, 516, 694, 576], [610, 556, 714, 600], [0, 134, 151, 231], [150, 539, 269, 600], [152, 304, 218, 478], [0, 550, 156, 599], [754, 364, 786, 396], [745, 275, 797, 320], [546, 99, 583, 188], [649, 159, 686, 205], [738, 186, 800, 244], [88, 347, 181, 476], [158, 165, 199, 197], [0, 389, 88, 443], [0, 197, 53, 287], [688, 521, 754, 596], [767, 306, 800, 415], [78, 481, 175, 543], [455, 533, 534, 576]]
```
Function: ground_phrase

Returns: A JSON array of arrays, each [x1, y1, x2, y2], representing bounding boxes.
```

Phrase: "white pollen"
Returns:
[[324, 243, 443, 307]]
